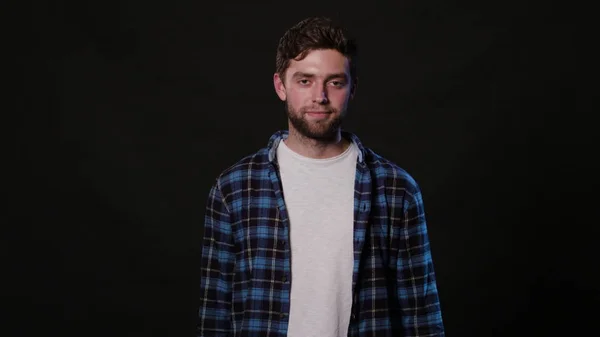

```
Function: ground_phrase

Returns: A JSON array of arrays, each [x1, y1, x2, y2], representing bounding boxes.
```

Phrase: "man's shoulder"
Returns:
[[214, 147, 271, 188], [363, 147, 421, 195]]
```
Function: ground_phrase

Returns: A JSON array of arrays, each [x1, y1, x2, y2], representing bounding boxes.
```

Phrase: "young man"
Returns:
[[197, 17, 445, 337]]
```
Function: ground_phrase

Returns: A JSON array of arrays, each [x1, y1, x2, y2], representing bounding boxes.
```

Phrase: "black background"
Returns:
[[11, 0, 594, 336]]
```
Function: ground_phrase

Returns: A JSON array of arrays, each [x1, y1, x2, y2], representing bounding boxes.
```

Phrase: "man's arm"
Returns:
[[397, 184, 445, 336], [197, 180, 235, 337]]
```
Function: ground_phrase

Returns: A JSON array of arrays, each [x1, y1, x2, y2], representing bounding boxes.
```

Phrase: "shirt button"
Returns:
[[280, 312, 285, 319], [282, 275, 288, 283], [351, 313, 356, 320]]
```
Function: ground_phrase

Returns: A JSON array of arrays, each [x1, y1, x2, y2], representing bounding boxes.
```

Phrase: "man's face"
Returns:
[[274, 49, 355, 141]]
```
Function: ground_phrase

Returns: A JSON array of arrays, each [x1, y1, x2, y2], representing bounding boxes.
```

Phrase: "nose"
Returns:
[[312, 86, 329, 104]]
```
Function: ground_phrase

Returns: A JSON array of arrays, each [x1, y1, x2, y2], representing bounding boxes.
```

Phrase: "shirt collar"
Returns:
[[267, 129, 366, 164]]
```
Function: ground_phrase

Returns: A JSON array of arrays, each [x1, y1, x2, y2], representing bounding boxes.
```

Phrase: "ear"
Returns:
[[273, 73, 287, 101], [350, 77, 358, 100]]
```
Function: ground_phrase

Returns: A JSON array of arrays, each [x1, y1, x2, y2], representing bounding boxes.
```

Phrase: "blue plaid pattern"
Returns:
[[197, 130, 445, 337]]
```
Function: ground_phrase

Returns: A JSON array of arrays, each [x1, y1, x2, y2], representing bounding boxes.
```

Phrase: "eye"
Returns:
[[329, 80, 346, 87], [298, 79, 310, 85]]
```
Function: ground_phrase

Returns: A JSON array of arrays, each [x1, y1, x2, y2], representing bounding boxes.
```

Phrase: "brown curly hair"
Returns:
[[275, 17, 358, 83]]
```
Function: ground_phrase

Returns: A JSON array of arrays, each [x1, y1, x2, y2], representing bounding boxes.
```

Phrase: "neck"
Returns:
[[284, 127, 350, 159]]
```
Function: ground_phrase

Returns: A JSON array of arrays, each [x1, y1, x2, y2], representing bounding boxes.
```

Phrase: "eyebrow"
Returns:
[[291, 71, 348, 81]]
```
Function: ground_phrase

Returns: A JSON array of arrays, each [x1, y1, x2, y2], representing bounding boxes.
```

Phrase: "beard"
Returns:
[[286, 103, 346, 141]]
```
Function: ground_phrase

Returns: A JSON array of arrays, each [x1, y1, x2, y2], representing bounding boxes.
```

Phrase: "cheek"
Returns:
[[287, 88, 310, 105], [329, 90, 351, 107]]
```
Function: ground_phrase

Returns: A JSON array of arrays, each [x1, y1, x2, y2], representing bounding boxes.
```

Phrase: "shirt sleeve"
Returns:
[[397, 184, 445, 336], [197, 180, 235, 337]]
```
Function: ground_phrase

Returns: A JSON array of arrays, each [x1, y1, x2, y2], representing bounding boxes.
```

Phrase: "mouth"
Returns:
[[305, 111, 331, 119]]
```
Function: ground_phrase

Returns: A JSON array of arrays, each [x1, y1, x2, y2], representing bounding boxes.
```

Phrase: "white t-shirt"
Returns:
[[277, 139, 358, 337]]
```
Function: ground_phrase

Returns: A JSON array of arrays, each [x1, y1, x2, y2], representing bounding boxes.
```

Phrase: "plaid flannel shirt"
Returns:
[[197, 130, 445, 337]]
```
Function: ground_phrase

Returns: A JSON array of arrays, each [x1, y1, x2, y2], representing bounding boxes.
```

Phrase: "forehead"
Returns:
[[286, 49, 350, 76]]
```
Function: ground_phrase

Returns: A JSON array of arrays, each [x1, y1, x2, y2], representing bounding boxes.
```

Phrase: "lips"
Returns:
[[305, 111, 330, 120]]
